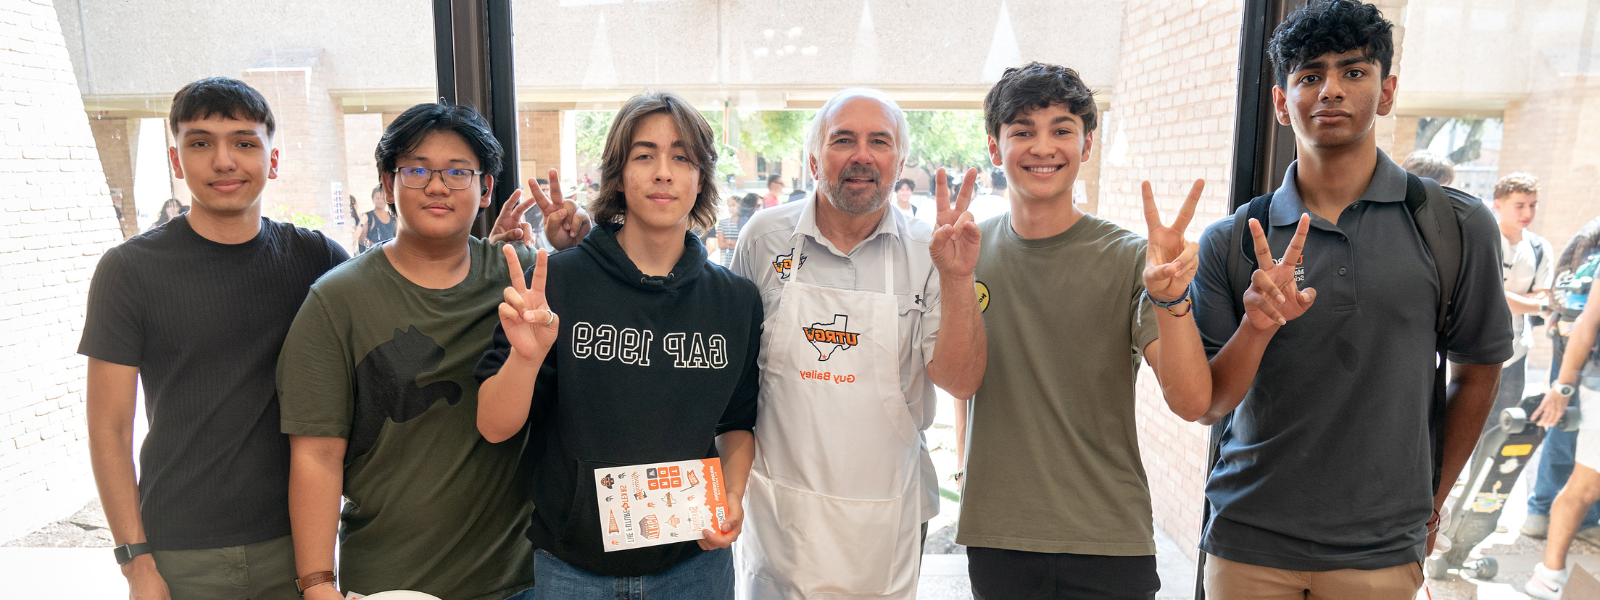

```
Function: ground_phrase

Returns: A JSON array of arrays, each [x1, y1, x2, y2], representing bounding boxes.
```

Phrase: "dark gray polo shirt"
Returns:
[[1191, 150, 1513, 571]]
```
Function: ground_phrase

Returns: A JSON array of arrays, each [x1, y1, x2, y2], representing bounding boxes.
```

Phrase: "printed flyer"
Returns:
[[594, 457, 729, 552]]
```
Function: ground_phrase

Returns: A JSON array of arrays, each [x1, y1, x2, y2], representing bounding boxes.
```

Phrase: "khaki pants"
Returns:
[[150, 534, 299, 600], [1203, 555, 1423, 600]]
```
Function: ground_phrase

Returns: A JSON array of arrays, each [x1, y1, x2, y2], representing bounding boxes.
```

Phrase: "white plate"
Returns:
[[359, 592, 443, 600]]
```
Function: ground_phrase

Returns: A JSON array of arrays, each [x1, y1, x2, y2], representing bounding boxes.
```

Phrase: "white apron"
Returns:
[[737, 242, 923, 600]]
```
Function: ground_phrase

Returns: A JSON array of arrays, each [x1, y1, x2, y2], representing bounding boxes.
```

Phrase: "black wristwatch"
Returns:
[[114, 542, 151, 566]]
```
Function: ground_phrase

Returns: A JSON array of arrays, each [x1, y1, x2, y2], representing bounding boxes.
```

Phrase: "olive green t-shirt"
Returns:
[[955, 214, 1160, 556], [278, 238, 536, 599]]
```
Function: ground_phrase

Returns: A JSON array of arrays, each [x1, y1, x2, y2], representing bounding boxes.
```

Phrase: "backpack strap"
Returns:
[[1226, 193, 1276, 322], [1533, 236, 1546, 275], [1407, 173, 1465, 494]]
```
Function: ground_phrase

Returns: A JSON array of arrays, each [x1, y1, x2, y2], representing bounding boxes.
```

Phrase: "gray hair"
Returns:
[[804, 88, 911, 171]]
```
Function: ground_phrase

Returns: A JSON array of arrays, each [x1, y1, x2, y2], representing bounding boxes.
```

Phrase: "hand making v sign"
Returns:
[[1243, 213, 1316, 329], [929, 167, 982, 277], [499, 244, 559, 360], [528, 169, 593, 249], [1142, 180, 1204, 302]]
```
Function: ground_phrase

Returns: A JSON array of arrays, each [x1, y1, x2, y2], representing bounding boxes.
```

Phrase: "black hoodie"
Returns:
[[476, 222, 762, 577]]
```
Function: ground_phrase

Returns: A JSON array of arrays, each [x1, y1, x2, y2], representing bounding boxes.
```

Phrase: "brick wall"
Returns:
[[1098, 0, 1245, 560], [242, 51, 353, 254], [1500, 60, 1600, 275], [519, 110, 562, 192], [0, 0, 125, 542]]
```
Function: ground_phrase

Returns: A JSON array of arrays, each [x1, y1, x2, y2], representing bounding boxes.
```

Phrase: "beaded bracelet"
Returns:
[[1145, 287, 1193, 318]]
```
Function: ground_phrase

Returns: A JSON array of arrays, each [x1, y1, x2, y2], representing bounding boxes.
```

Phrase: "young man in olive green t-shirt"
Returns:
[[277, 102, 585, 600], [954, 62, 1214, 600]]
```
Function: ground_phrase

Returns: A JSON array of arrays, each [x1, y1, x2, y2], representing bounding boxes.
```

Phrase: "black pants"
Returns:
[[968, 547, 1159, 600]]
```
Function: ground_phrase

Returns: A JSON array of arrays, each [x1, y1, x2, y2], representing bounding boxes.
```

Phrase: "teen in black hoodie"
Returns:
[[476, 92, 758, 599]]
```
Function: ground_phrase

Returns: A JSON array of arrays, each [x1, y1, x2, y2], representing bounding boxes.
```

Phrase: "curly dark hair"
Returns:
[[1269, 1, 1394, 88], [983, 61, 1098, 140]]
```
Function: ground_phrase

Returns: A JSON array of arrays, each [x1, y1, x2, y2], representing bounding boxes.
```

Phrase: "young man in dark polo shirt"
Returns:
[[1186, 2, 1512, 597]]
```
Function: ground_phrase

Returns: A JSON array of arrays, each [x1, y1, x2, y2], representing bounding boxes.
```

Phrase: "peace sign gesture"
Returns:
[[1242, 214, 1317, 329], [498, 245, 559, 359], [929, 167, 981, 277], [1142, 180, 1204, 303], [487, 187, 537, 245], [528, 169, 593, 250]]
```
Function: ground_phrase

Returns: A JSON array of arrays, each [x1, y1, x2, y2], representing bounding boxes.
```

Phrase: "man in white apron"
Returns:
[[729, 88, 987, 599]]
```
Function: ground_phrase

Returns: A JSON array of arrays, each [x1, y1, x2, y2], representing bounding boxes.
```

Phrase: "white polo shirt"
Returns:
[[731, 196, 944, 521]]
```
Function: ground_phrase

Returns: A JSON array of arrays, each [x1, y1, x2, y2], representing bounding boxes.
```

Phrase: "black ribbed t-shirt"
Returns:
[[79, 216, 348, 551]]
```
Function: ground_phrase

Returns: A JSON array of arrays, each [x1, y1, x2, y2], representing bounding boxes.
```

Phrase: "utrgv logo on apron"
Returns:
[[773, 251, 807, 280], [801, 314, 859, 360]]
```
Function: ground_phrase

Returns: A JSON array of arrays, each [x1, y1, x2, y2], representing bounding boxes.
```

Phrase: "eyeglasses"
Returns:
[[393, 166, 483, 190]]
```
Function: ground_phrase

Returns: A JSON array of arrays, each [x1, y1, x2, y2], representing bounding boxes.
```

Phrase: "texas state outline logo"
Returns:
[[773, 251, 806, 280], [802, 314, 859, 360]]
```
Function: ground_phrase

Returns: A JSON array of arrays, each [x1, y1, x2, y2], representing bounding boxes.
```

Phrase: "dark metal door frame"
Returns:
[[433, 0, 519, 236], [1227, 0, 1305, 211], [1199, 2, 1303, 598]]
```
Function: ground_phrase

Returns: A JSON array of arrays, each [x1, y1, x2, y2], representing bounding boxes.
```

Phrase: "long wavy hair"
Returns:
[[589, 92, 720, 231]]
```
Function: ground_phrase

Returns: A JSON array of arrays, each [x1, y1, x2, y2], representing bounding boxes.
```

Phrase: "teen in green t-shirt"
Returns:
[[954, 62, 1218, 599], [277, 102, 586, 600]]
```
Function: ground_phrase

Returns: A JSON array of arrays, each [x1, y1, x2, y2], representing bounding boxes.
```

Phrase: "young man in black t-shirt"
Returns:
[[80, 78, 348, 600]]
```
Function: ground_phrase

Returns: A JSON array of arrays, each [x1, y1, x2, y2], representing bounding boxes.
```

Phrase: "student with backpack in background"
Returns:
[[1488, 173, 1554, 432], [1185, 2, 1512, 597]]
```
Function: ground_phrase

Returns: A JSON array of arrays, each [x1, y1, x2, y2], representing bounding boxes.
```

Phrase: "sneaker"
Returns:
[[1524, 514, 1551, 538], [1525, 563, 1570, 600]]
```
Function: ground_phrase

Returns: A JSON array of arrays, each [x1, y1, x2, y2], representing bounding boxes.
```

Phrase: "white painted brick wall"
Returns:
[[0, 0, 122, 541]]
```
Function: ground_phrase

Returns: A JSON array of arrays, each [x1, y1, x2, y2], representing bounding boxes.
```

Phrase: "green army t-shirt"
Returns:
[[956, 213, 1160, 556], [278, 238, 536, 599]]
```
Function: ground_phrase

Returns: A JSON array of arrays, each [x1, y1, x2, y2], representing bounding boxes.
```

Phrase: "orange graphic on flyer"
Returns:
[[594, 458, 728, 552]]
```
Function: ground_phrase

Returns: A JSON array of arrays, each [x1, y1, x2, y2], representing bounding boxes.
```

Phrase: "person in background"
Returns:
[[715, 195, 742, 267], [1487, 173, 1554, 432], [738, 193, 759, 230], [522, 178, 554, 251], [761, 174, 783, 209], [894, 178, 918, 216], [153, 198, 187, 229], [356, 184, 397, 253], [1400, 151, 1455, 186]]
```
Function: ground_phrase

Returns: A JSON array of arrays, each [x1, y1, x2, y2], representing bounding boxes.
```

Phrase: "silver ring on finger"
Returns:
[[543, 310, 556, 327]]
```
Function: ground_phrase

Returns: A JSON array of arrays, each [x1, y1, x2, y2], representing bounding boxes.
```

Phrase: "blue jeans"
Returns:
[[1529, 341, 1600, 525], [530, 547, 733, 600]]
